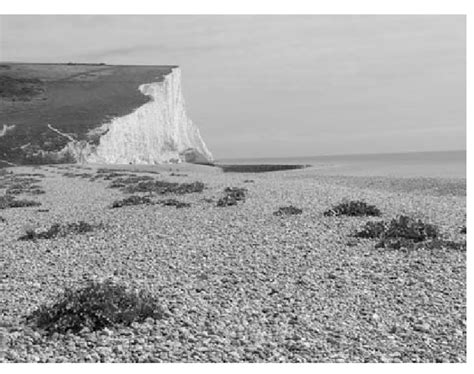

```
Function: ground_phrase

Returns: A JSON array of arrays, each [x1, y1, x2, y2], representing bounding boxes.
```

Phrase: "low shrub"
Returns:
[[6, 183, 45, 195], [124, 180, 205, 195], [216, 195, 238, 207], [273, 206, 303, 216], [354, 220, 387, 239], [108, 176, 154, 189], [217, 187, 247, 207], [0, 195, 41, 209], [62, 172, 93, 179], [19, 221, 101, 241], [460, 226, 466, 234], [158, 199, 191, 208], [1, 175, 45, 195], [354, 215, 441, 250], [111, 195, 153, 208], [324, 200, 382, 217], [169, 172, 188, 177], [27, 279, 163, 334]]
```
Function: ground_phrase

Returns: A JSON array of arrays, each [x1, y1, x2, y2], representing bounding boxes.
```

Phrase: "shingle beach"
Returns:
[[0, 163, 466, 363]]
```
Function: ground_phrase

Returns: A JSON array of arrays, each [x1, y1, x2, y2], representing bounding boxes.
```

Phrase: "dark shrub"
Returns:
[[217, 187, 247, 207], [0, 195, 41, 209], [124, 180, 205, 195], [354, 221, 387, 239], [169, 172, 188, 177], [19, 221, 100, 241], [273, 206, 303, 216], [0, 216, 5, 223], [27, 279, 163, 334], [108, 175, 154, 188], [224, 187, 247, 201], [1, 175, 45, 195], [355, 215, 440, 250], [62, 172, 93, 179], [158, 199, 191, 208], [414, 239, 466, 251], [217, 195, 238, 207], [324, 200, 381, 217], [111, 195, 153, 208], [460, 226, 466, 234]]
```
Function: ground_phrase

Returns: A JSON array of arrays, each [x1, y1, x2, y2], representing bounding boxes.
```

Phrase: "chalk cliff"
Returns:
[[75, 68, 213, 164]]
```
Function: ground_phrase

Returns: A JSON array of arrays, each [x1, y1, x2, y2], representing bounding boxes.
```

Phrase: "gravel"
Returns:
[[0, 163, 466, 362]]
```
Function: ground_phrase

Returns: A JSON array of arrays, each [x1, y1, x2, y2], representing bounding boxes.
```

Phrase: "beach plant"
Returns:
[[216, 195, 238, 207], [158, 199, 191, 208], [62, 172, 93, 179], [354, 215, 443, 250], [108, 175, 204, 195], [324, 200, 382, 217], [217, 187, 247, 207], [108, 175, 154, 188], [273, 206, 303, 216], [27, 279, 163, 334], [460, 226, 466, 234], [111, 195, 153, 208], [18, 221, 101, 241], [124, 180, 205, 195], [1, 174, 45, 195], [0, 195, 41, 209]]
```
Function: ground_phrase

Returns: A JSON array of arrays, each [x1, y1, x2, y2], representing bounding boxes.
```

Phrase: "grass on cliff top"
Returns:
[[27, 279, 163, 334]]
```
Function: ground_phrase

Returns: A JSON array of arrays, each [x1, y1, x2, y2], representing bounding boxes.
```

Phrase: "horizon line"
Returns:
[[216, 149, 466, 161]]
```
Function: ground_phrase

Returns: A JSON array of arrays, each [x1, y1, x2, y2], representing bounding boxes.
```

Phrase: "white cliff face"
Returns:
[[79, 68, 213, 164]]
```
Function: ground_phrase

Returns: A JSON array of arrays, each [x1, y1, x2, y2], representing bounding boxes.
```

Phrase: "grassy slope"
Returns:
[[0, 63, 176, 164]]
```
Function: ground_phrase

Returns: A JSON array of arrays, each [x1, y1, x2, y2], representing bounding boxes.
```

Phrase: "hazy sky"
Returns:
[[0, 15, 465, 159]]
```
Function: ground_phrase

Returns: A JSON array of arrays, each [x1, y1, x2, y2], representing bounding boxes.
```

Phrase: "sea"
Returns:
[[217, 150, 466, 179]]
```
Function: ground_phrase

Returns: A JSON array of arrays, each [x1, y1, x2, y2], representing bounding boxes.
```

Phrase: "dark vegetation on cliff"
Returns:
[[0, 75, 45, 101], [0, 63, 176, 165]]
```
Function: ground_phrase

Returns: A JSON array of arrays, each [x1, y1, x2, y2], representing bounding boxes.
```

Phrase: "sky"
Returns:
[[0, 15, 466, 159]]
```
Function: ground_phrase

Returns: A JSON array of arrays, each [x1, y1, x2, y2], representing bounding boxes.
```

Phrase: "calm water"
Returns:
[[218, 150, 466, 178]]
